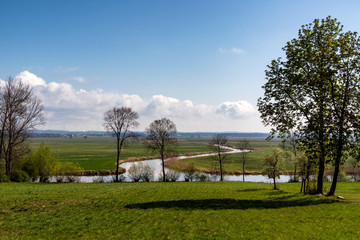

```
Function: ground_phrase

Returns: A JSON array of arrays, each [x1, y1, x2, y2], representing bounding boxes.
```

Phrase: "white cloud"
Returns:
[[72, 76, 86, 83], [10, 71, 264, 132], [218, 47, 246, 55], [216, 101, 256, 119], [14, 70, 46, 87], [231, 48, 246, 54]]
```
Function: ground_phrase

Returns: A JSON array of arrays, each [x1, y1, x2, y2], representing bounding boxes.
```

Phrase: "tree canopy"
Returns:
[[257, 16, 360, 195]]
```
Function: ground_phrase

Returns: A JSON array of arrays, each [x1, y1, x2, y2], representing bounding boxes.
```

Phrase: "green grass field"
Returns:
[[0, 182, 359, 239], [28, 137, 212, 170], [28, 137, 283, 172], [182, 139, 284, 172]]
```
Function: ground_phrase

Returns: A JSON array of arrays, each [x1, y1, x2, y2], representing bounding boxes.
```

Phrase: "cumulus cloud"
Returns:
[[14, 70, 47, 87], [9, 71, 262, 132], [216, 101, 256, 119]]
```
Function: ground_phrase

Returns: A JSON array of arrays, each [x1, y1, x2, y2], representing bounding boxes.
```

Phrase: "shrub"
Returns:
[[165, 169, 180, 182], [337, 171, 350, 182], [128, 162, 155, 182], [23, 143, 56, 182], [52, 162, 83, 183], [140, 165, 155, 182], [0, 172, 9, 183], [194, 172, 210, 182], [111, 174, 125, 183], [184, 162, 196, 182], [65, 176, 80, 183], [93, 176, 105, 183], [10, 170, 30, 182]]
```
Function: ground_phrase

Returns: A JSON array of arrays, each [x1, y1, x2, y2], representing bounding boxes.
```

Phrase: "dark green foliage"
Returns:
[[0, 172, 9, 182], [10, 170, 30, 182]]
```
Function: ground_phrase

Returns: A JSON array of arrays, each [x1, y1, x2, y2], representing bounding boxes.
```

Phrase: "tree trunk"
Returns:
[[161, 153, 166, 182], [242, 157, 245, 182], [317, 149, 325, 194], [220, 159, 223, 181], [273, 177, 276, 190], [115, 136, 120, 182]]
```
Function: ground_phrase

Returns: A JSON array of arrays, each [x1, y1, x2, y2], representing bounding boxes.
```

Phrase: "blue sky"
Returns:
[[1, 0, 360, 132]]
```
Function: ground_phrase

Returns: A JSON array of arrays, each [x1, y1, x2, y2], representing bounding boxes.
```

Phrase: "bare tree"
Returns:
[[262, 148, 284, 190], [238, 139, 251, 182], [104, 107, 139, 182], [210, 134, 228, 181], [144, 118, 177, 182], [0, 78, 45, 176]]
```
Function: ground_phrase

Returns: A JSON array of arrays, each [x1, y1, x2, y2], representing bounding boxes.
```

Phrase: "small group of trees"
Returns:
[[103, 107, 178, 182]]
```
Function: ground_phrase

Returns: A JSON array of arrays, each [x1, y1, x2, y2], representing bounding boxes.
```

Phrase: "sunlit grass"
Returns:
[[0, 182, 359, 239]]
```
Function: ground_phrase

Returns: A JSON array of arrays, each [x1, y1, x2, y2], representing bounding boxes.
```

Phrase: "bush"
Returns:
[[337, 171, 351, 182], [10, 170, 30, 182], [65, 176, 80, 183], [0, 172, 9, 183], [23, 143, 56, 182], [111, 174, 125, 183], [93, 176, 105, 183], [184, 162, 196, 182], [128, 162, 155, 182], [165, 169, 180, 182], [194, 172, 210, 182], [52, 162, 83, 183]]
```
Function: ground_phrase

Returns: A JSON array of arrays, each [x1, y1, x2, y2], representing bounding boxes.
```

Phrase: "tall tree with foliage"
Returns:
[[104, 107, 139, 182], [144, 118, 177, 182], [257, 16, 360, 195], [0, 78, 45, 176]]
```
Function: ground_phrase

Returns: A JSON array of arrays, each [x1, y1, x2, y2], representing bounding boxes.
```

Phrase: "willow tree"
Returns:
[[104, 107, 139, 182], [257, 16, 360, 195]]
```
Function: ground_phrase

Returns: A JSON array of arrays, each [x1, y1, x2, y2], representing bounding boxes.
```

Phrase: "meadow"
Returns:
[[28, 137, 213, 170], [0, 181, 359, 239], [28, 137, 284, 172]]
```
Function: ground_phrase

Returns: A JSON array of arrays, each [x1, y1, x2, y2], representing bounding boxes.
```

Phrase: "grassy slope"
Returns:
[[28, 137, 211, 170], [0, 182, 359, 239]]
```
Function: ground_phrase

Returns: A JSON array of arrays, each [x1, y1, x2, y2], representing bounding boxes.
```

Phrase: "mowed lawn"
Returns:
[[0, 182, 359, 239], [28, 137, 211, 170]]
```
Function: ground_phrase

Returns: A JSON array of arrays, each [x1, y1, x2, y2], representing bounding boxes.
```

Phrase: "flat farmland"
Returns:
[[27, 137, 212, 170]]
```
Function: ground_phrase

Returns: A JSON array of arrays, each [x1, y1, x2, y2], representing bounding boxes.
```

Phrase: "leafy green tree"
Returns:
[[257, 16, 360, 195], [262, 148, 284, 190], [23, 142, 56, 182]]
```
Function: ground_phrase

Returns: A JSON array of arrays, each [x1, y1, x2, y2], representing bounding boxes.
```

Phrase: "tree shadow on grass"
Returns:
[[236, 188, 264, 192], [125, 197, 337, 210]]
